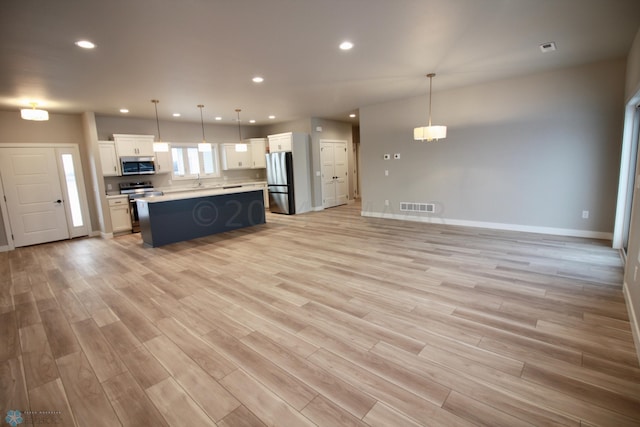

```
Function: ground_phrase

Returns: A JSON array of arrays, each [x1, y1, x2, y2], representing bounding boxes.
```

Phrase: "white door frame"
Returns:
[[0, 143, 91, 251]]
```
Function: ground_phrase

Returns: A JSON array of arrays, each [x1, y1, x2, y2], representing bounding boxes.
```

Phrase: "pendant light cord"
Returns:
[[198, 104, 206, 142], [427, 73, 435, 127], [151, 99, 161, 141], [236, 109, 242, 142]]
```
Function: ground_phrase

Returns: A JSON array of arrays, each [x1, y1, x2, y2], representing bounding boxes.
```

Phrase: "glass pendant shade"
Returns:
[[414, 73, 446, 142], [153, 142, 169, 152], [414, 125, 447, 142], [21, 104, 49, 121]]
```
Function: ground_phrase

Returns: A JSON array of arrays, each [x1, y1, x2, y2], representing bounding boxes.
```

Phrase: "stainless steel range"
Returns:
[[119, 181, 163, 232]]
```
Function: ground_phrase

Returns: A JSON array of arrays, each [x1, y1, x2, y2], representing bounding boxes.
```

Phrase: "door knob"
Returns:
[[54, 199, 62, 204]]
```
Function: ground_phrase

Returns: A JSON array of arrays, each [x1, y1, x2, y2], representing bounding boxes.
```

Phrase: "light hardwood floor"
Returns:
[[1, 201, 639, 426]]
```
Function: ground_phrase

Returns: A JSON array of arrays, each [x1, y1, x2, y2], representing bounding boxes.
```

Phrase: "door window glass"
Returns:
[[61, 154, 84, 227]]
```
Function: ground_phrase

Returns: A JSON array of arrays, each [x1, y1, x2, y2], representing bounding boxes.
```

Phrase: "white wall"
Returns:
[[360, 59, 625, 237]]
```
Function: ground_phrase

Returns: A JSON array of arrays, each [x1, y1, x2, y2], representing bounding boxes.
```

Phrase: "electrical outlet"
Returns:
[[384, 199, 390, 206], [385, 170, 389, 176], [582, 210, 589, 219], [107, 184, 112, 191]]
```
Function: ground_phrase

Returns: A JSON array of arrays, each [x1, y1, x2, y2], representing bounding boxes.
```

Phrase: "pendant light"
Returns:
[[151, 99, 169, 152], [235, 109, 247, 152], [20, 102, 49, 121], [197, 104, 212, 152], [414, 73, 447, 142]]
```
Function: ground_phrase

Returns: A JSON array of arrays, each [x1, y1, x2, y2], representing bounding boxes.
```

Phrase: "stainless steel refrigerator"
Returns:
[[266, 151, 295, 214]]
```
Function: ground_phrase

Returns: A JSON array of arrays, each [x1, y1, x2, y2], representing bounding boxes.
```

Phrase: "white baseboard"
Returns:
[[623, 281, 640, 366], [360, 211, 613, 240], [100, 231, 114, 239], [0, 245, 10, 252]]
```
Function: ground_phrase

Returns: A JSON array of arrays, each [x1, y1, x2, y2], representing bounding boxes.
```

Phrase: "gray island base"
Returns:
[[136, 189, 266, 247]]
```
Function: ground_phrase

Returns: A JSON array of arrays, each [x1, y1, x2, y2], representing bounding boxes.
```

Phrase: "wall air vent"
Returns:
[[539, 42, 557, 53], [400, 202, 435, 213]]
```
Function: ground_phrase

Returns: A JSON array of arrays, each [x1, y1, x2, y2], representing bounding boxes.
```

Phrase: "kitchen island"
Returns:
[[136, 187, 265, 247]]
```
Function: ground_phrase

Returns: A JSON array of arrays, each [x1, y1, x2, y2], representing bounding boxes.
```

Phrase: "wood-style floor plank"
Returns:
[[0, 201, 637, 426]]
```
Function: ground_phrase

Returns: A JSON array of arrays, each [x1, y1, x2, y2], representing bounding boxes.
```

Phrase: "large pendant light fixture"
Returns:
[[235, 109, 247, 152], [20, 102, 49, 121], [414, 73, 447, 142], [197, 104, 212, 152], [151, 99, 169, 152]]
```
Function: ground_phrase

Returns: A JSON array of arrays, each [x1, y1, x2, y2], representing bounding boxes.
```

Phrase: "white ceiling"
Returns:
[[1, 0, 639, 126]]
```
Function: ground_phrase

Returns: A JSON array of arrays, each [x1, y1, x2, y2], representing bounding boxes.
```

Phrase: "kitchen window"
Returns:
[[171, 143, 220, 179]]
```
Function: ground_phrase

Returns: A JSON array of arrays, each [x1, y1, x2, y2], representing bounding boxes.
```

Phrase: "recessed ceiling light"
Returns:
[[249, 119, 256, 124], [215, 116, 222, 121], [252, 76, 264, 83], [172, 113, 181, 117], [349, 113, 356, 118], [75, 40, 95, 49], [119, 108, 129, 113], [339, 41, 354, 50], [268, 115, 276, 120]]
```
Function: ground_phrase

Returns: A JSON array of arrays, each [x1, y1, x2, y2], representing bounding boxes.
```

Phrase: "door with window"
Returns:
[[0, 146, 89, 247], [320, 140, 348, 209]]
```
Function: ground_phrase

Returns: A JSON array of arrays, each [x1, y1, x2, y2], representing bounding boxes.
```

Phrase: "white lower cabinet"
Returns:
[[108, 196, 132, 233]]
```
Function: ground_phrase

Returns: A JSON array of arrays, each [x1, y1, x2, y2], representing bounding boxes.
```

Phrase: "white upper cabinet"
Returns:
[[154, 147, 172, 174], [113, 134, 155, 157], [98, 141, 120, 176], [221, 143, 252, 170], [267, 133, 293, 152], [249, 138, 266, 169]]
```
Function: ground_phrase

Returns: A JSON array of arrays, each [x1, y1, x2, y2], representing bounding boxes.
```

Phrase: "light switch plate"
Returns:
[[394, 153, 401, 159]]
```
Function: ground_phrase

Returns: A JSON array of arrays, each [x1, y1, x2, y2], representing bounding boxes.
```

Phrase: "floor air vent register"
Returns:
[[399, 202, 435, 213]]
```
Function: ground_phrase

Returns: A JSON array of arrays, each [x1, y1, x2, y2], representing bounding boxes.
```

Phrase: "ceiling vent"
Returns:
[[539, 42, 557, 53]]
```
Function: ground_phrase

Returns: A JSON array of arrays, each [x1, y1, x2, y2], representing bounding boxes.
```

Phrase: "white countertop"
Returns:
[[137, 185, 265, 203]]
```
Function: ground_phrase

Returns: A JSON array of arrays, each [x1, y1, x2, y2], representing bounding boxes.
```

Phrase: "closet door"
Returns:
[[320, 141, 348, 209]]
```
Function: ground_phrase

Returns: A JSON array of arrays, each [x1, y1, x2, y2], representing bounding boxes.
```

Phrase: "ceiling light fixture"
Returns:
[[20, 102, 49, 121], [75, 40, 95, 49], [119, 108, 129, 113], [414, 73, 447, 142], [339, 41, 354, 50], [215, 116, 222, 121], [252, 76, 264, 83], [349, 113, 356, 118], [172, 113, 181, 117], [151, 99, 168, 152], [268, 115, 276, 120], [197, 104, 211, 152]]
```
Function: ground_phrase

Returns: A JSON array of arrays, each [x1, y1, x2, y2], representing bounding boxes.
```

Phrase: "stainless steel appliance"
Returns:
[[120, 156, 156, 175], [119, 181, 163, 232], [266, 151, 295, 214]]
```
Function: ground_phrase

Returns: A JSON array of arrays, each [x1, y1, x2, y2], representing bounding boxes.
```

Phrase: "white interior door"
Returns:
[[333, 142, 348, 206], [0, 147, 70, 247], [320, 140, 348, 209], [321, 142, 337, 208]]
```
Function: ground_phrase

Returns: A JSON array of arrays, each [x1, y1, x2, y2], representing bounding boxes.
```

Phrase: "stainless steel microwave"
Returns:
[[120, 156, 156, 175]]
